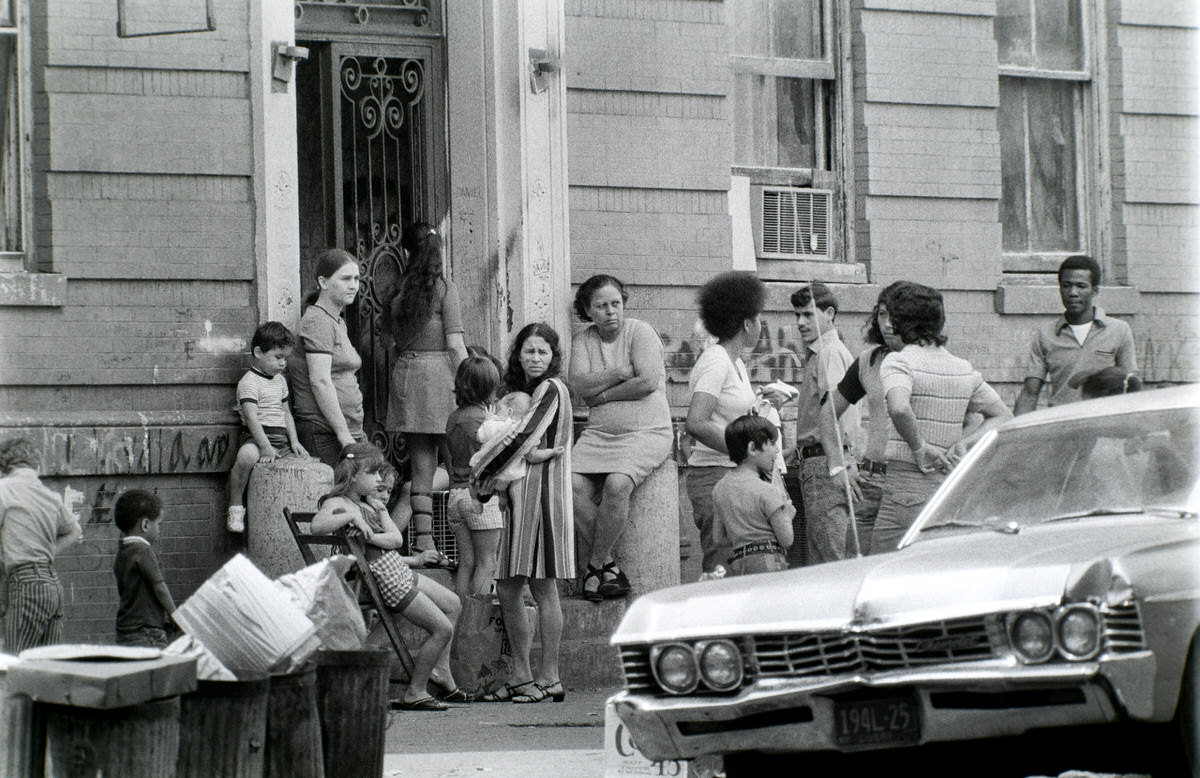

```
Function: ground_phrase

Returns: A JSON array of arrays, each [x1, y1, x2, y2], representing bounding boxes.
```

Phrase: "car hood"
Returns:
[[613, 516, 1199, 644]]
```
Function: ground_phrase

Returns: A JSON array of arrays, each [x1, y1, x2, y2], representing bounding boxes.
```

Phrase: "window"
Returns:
[[730, 0, 847, 277], [995, 0, 1091, 273], [1, 0, 30, 271]]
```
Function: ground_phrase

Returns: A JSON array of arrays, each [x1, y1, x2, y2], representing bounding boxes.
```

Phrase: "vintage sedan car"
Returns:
[[611, 384, 1198, 769]]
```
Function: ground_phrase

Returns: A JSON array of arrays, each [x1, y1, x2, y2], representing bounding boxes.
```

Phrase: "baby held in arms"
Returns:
[[469, 392, 563, 488]]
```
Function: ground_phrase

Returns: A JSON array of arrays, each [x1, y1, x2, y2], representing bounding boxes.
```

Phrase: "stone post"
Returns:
[[613, 460, 680, 597], [247, 458, 334, 578]]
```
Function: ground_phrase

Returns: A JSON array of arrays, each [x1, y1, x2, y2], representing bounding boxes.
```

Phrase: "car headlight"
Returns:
[[1056, 605, 1100, 660], [697, 639, 742, 692], [651, 643, 699, 694], [1009, 611, 1055, 663]]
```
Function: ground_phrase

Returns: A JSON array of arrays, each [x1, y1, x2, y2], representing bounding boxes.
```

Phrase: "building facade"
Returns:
[[0, 0, 1196, 642]]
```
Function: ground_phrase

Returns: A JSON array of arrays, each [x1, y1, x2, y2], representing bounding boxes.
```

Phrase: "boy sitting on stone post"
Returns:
[[227, 321, 308, 533]]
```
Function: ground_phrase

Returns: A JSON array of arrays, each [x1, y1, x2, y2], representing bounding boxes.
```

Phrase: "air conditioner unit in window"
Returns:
[[751, 186, 832, 260]]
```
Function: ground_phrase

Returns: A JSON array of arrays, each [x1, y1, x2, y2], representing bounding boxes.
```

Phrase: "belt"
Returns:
[[729, 541, 784, 562], [859, 458, 887, 476], [799, 443, 850, 459], [6, 561, 57, 580]]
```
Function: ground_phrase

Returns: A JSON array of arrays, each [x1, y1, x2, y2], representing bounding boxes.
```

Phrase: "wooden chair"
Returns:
[[283, 508, 415, 675]]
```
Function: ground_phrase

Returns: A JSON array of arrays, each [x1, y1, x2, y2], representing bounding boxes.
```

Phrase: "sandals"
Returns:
[[511, 681, 548, 704], [480, 680, 547, 704], [430, 677, 473, 703], [537, 680, 566, 703], [390, 696, 448, 712], [597, 562, 631, 600], [581, 564, 605, 602]]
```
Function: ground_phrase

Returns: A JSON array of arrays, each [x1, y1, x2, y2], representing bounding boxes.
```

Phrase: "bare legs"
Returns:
[[495, 576, 563, 687], [573, 472, 635, 597], [406, 433, 440, 552], [450, 524, 501, 597], [397, 574, 461, 703]]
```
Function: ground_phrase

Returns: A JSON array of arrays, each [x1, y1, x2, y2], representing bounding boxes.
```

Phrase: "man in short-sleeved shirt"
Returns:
[[0, 438, 81, 653], [790, 283, 859, 566], [1014, 255, 1137, 413]]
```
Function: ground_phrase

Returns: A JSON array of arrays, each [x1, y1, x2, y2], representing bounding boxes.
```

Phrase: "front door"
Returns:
[[295, 34, 447, 460]]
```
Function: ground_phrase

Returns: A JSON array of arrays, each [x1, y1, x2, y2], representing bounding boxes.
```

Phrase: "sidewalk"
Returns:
[[382, 687, 615, 777]]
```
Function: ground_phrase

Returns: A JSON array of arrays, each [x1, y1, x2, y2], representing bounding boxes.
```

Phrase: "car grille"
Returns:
[[619, 603, 1148, 694], [1100, 601, 1146, 652], [753, 616, 998, 680]]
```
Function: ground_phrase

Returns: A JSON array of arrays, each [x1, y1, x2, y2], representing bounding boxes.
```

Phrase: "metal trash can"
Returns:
[[315, 649, 390, 778], [265, 663, 324, 778], [177, 673, 269, 777]]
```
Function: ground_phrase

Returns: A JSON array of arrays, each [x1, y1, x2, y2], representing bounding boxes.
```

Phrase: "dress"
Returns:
[[386, 278, 464, 434], [470, 377, 575, 579], [571, 318, 672, 485]]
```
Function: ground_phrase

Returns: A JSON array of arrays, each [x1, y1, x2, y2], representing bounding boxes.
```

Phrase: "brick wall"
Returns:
[[1, 0, 256, 643]]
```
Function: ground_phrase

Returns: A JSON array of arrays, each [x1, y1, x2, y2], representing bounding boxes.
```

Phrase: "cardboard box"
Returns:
[[6, 653, 196, 709]]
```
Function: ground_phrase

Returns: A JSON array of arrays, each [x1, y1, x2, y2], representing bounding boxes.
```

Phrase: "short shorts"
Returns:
[[447, 487, 505, 532], [238, 426, 292, 455]]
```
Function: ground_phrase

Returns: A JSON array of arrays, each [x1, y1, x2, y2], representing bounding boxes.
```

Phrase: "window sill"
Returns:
[[758, 258, 866, 284], [0, 273, 67, 307], [994, 282, 1140, 315]]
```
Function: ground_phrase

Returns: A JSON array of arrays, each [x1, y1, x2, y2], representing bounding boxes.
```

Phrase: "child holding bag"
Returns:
[[310, 442, 469, 709]]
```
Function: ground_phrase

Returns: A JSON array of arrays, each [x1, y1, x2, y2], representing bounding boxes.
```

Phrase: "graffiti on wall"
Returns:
[[26, 425, 238, 478], [1139, 332, 1198, 384], [661, 322, 808, 386]]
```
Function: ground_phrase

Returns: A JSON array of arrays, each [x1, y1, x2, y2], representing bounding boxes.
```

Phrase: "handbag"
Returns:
[[367, 550, 416, 609]]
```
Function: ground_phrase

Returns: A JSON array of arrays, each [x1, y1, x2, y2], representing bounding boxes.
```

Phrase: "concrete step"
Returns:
[[372, 580, 630, 688]]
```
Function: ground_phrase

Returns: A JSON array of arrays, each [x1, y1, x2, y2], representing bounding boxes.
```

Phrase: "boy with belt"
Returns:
[[0, 437, 81, 653], [791, 282, 860, 565], [712, 415, 794, 577]]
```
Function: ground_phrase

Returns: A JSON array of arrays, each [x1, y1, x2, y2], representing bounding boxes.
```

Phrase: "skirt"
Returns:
[[571, 426, 672, 486], [386, 351, 456, 434]]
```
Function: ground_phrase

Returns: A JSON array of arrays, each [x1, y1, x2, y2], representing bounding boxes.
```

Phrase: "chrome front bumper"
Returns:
[[612, 652, 1158, 762]]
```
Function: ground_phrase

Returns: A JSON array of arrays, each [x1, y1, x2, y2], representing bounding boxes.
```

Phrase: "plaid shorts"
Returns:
[[447, 487, 505, 532]]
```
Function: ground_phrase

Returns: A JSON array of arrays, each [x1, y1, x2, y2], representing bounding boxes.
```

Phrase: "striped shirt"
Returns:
[[236, 368, 290, 428], [880, 345, 1003, 464]]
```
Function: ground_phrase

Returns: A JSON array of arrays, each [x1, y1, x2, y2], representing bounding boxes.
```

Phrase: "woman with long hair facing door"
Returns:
[[386, 222, 468, 554]]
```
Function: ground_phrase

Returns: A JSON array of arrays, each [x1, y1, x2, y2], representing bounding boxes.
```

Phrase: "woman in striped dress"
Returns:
[[471, 323, 574, 703]]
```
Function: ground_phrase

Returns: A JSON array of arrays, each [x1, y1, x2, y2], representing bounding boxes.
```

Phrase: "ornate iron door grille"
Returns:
[[334, 51, 431, 460]]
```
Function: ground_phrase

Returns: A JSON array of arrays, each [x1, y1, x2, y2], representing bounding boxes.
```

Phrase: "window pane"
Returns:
[[1034, 0, 1082, 70], [733, 74, 826, 169], [733, 72, 774, 167], [1027, 80, 1079, 251], [776, 78, 817, 168], [1, 35, 20, 253], [998, 79, 1029, 251], [995, 0, 1032, 67], [733, 0, 822, 59], [774, 0, 822, 59]]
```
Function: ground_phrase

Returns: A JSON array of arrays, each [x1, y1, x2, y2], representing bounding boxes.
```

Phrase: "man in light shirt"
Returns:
[[1013, 255, 1138, 414]]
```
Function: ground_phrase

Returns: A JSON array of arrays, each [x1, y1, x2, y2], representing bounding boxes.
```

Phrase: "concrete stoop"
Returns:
[[371, 574, 630, 689]]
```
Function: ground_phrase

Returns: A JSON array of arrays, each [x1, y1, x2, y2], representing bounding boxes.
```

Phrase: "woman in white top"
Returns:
[[684, 272, 782, 574]]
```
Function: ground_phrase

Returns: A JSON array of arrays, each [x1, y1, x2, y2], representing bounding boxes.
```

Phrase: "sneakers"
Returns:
[[226, 506, 246, 533]]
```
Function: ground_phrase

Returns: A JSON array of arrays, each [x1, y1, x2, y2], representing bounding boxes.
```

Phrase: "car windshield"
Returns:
[[915, 406, 1199, 536]]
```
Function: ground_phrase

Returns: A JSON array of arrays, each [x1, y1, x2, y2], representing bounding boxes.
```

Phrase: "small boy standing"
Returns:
[[712, 415, 795, 577], [0, 437, 82, 653], [227, 321, 308, 532], [113, 490, 176, 649]]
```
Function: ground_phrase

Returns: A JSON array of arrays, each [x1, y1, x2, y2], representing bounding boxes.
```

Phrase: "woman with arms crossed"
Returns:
[[569, 275, 672, 601]]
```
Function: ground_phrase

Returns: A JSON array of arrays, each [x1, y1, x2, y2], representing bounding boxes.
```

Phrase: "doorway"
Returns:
[[295, 37, 447, 460]]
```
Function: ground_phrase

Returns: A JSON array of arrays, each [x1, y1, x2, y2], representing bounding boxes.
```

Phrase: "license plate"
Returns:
[[833, 696, 920, 748]]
